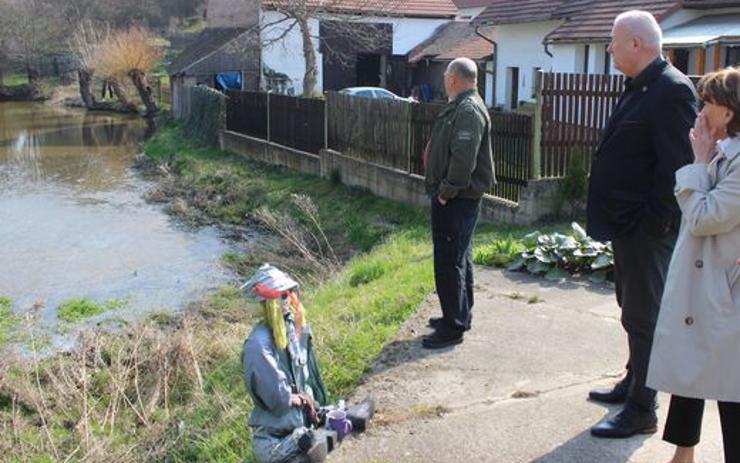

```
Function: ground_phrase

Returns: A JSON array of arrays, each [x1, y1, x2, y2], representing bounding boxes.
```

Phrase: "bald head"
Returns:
[[614, 10, 663, 52], [444, 57, 478, 100], [609, 10, 663, 77], [447, 58, 478, 83]]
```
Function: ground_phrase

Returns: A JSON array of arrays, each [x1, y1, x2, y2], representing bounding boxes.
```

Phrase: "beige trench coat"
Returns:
[[647, 137, 740, 403]]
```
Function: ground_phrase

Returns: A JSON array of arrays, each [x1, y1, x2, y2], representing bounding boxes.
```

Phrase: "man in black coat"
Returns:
[[586, 10, 697, 438]]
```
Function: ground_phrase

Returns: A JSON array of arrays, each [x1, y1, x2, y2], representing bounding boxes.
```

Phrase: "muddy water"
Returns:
[[0, 102, 234, 349]]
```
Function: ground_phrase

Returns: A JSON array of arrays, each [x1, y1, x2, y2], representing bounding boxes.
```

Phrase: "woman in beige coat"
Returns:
[[647, 67, 740, 463]]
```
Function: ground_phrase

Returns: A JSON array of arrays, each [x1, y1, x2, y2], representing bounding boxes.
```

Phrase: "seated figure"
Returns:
[[241, 264, 374, 463], [241, 264, 328, 463]]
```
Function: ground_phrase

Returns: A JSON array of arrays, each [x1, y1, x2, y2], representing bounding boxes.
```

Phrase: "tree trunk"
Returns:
[[129, 69, 158, 117], [78, 69, 97, 109], [110, 77, 138, 113], [298, 16, 317, 98]]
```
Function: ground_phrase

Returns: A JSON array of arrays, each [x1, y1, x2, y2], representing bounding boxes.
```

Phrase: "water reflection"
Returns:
[[0, 102, 234, 351], [0, 103, 145, 191]]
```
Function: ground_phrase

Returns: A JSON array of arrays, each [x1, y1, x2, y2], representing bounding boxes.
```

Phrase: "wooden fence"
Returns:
[[410, 103, 445, 175], [269, 94, 326, 154], [539, 72, 625, 178], [490, 112, 532, 202], [226, 90, 268, 140], [326, 92, 412, 171]]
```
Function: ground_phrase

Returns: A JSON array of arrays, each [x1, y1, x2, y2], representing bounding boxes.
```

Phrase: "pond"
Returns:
[[0, 102, 235, 350]]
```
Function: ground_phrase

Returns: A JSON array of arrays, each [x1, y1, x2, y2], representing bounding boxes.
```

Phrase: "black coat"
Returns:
[[586, 59, 698, 242]]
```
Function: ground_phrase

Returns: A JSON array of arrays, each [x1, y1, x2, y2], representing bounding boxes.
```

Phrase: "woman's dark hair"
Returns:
[[696, 66, 740, 137]]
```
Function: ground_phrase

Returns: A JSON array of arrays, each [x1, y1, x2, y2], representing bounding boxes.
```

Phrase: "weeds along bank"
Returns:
[[0, 123, 562, 461], [0, 124, 437, 462]]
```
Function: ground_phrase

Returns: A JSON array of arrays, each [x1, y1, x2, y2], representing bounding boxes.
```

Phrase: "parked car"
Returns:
[[339, 87, 416, 102]]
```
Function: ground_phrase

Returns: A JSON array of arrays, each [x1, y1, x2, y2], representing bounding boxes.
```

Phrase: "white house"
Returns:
[[474, 0, 740, 110], [259, 0, 459, 96]]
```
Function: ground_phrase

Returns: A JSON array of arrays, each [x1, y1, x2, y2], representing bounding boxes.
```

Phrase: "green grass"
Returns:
[[57, 298, 127, 323], [0, 124, 565, 462], [1, 73, 29, 86], [0, 297, 19, 346]]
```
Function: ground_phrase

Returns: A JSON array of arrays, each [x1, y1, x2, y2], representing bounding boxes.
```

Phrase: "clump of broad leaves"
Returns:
[[508, 222, 613, 283]]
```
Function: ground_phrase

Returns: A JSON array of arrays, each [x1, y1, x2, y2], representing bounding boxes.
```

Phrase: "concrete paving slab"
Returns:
[[329, 268, 725, 463]]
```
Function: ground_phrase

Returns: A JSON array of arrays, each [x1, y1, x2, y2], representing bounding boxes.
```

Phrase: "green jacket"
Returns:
[[425, 89, 495, 200]]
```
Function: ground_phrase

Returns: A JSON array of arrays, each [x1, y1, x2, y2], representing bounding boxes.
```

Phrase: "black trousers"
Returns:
[[664, 395, 740, 463], [612, 225, 676, 413], [430, 197, 480, 335]]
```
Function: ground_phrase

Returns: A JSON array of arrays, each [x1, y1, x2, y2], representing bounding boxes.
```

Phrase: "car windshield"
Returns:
[[375, 89, 396, 99]]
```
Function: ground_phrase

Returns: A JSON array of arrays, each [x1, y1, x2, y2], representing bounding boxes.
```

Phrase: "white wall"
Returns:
[[357, 16, 450, 55], [261, 11, 322, 96], [260, 11, 448, 95], [493, 20, 561, 108]]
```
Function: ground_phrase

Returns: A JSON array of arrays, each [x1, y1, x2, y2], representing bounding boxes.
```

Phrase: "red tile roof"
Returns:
[[475, 0, 569, 25], [475, 0, 685, 43], [263, 0, 458, 18], [683, 0, 740, 7], [408, 22, 494, 62], [436, 34, 494, 59], [545, 0, 681, 43], [451, 0, 493, 9]]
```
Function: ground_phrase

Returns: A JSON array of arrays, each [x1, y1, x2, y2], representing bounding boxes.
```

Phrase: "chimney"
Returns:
[[206, 0, 260, 28]]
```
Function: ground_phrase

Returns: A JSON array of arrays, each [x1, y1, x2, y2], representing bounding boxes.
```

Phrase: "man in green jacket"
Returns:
[[423, 57, 495, 349]]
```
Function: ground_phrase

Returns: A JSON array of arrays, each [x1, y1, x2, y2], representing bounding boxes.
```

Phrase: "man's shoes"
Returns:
[[590, 408, 658, 439], [428, 315, 472, 331], [346, 397, 375, 433], [422, 330, 463, 349], [589, 378, 630, 404], [298, 430, 328, 462]]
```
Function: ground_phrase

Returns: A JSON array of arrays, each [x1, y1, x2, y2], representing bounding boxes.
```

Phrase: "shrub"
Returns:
[[508, 222, 613, 282], [559, 148, 589, 217], [184, 86, 226, 146]]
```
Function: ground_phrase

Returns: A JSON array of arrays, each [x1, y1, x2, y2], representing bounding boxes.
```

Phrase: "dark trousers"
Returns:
[[612, 225, 676, 413], [431, 197, 480, 334], [664, 395, 740, 463]]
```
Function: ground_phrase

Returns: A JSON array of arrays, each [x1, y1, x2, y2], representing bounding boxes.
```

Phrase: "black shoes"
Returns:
[[346, 397, 375, 433], [427, 315, 472, 331], [590, 408, 658, 439], [298, 430, 328, 462], [422, 329, 464, 349], [589, 379, 630, 404]]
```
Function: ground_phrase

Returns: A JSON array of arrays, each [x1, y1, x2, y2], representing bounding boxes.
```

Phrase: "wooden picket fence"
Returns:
[[490, 112, 532, 202], [326, 92, 412, 171], [539, 72, 625, 178]]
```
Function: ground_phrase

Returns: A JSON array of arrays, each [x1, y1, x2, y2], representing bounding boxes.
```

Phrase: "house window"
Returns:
[[728, 46, 740, 66], [583, 44, 590, 73], [604, 45, 611, 74], [672, 49, 690, 74], [531, 67, 541, 98], [507, 67, 519, 110]]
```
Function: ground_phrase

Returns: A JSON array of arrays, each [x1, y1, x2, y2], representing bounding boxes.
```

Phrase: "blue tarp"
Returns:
[[215, 71, 242, 91]]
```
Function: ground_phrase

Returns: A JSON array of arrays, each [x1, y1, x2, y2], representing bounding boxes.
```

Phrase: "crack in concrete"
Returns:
[[442, 371, 625, 416]]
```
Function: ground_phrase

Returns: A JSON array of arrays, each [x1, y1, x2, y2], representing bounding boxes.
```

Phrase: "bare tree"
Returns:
[[0, 0, 60, 87], [96, 26, 163, 116], [259, 0, 401, 97], [70, 21, 138, 112]]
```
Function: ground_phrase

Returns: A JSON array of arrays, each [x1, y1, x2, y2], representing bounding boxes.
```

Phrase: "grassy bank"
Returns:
[[0, 124, 563, 462]]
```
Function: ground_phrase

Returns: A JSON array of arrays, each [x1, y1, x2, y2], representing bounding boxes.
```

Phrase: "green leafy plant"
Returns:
[[473, 237, 525, 267], [508, 222, 613, 282], [559, 148, 589, 217]]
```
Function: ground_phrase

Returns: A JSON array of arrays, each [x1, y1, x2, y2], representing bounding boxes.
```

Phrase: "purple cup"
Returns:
[[326, 410, 353, 440]]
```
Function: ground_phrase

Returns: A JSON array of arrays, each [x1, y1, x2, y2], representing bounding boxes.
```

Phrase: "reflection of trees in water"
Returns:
[[9, 129, 44, 182], [1, 104, 147, 191]]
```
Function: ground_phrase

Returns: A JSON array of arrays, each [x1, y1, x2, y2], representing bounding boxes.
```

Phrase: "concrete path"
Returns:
[[329, 267, 724, 463]]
